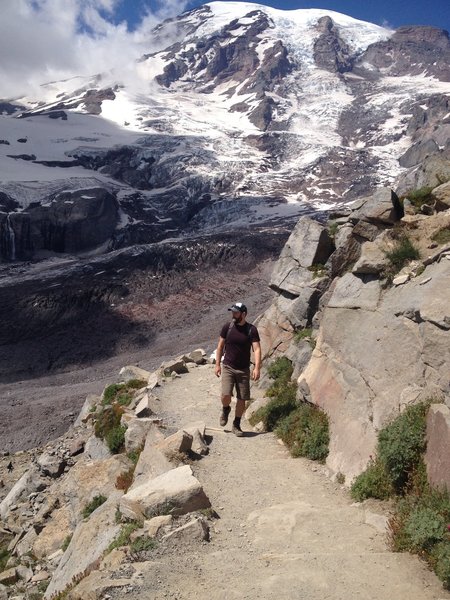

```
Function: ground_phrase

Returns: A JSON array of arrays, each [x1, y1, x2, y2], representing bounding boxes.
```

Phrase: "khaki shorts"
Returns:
[[221, 364, 250, 401]]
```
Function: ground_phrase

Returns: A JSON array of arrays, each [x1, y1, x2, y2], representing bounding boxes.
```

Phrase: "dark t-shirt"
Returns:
[[220, 321, 260, 370]]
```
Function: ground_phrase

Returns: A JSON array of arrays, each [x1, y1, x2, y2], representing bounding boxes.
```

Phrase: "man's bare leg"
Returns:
[[220, 395, 232, 427], [221, 394, 232, 407], [235, 399, 246, 418]]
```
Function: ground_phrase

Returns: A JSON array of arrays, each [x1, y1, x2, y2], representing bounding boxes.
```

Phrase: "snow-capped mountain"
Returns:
[[1, 1, 450, 262]]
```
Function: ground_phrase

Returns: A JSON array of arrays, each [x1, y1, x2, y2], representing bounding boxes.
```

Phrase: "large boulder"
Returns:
[[44, 497, 121, 599], [119, 465, 210, 520], [425, 404, 450, 491], [124, 417, 157, 452], [131, 426, 169, 488], [270, 216, 334, 295], [350, 188, 403, 225], [118, 365, 151, 383], [37, 452, 66, 478], [432, 180, 450, 211]]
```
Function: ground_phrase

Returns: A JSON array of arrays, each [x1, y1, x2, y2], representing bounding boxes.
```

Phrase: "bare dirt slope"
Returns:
[[124, 366, 449, 600]]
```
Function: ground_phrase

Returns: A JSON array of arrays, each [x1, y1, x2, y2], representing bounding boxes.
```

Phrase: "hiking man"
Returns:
[[215, 302, 261, 436]]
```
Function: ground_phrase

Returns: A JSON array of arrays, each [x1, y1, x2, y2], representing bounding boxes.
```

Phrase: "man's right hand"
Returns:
[[215, 364, 221, 378]]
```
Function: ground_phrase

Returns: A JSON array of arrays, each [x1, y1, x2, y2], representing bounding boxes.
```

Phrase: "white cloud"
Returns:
[[0, 0, 190, 99]]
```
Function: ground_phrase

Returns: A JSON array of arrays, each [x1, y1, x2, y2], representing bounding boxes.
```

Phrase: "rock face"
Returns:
[[0, 188, 118, 261], [425, 404, 450, 491], [259, 187, 450, 483]]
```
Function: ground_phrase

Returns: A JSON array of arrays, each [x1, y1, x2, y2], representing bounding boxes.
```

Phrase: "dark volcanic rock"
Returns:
[[359, 26, 450, 80], [313, 16, 353, 73], [0, 188, 118, 261]]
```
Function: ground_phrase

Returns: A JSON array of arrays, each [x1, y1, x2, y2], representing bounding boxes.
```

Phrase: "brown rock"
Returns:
[[425, 404, 450, 491]]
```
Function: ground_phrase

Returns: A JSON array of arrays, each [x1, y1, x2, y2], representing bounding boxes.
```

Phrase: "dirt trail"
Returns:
[[131, 365, 449, 600]]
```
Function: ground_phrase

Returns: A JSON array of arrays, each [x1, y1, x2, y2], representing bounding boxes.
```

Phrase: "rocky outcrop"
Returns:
[[358, 26, 450, 81], [313, 16, 353, 73], [0, 187, 118, 261], [258, 184, 450, 483]]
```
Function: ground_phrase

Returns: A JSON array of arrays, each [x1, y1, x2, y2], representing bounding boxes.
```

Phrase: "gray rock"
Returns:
[[0, 466, 46, 521], [162, 516, 210, 543], [119, 465, 211, 520], [144, 515, 173, 537], [160, 359, 189, 376], [270, 217, 334, 295], [37, 452, 66, 478], [118, 365, 151, 384], [350, 188, 403, 225], [0, 568, 17, 585], [327, 273, 381, 311], [134, 393, 155, 418], [157, 430, 193, 455], [352, 234, 389, 275], [432, 181, 450, 211], [84, 436, 112, 461], [73, 394, 100, 427], [124, 418, 157, 453]]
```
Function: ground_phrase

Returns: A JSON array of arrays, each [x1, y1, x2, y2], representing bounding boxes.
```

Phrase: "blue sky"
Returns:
[[117, 0, 450, 32]]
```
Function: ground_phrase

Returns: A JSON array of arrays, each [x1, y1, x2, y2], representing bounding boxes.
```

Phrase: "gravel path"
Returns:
[[129, 365, 449, 600]]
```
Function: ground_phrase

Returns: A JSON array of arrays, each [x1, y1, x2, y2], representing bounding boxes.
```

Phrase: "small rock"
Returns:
[[0, 567, 17, 585], [392, 274, 410, 286], [118, 365, 151, 383], [31, 570, 50, 583], [135, 394, 155, 418], [162, 516, 209, 543], [156, 430, 193, 455], [144, 515, 173, 537]]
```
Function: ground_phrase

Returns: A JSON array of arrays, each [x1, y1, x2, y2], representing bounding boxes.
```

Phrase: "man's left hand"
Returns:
[[251, 368, 260, 381]]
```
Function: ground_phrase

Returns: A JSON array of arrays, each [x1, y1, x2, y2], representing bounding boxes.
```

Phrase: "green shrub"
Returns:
[[404, 507, 446, 552], [106, 425, 127, 454], [276, 403, 329, 462], [249, 382, 297, 431], [127, 447, 143, 465], [431, 542, 450, 589], [308, 263, 328, 278], [267, 357, 293, 381], [293, 328, 312, 342], [405, 186, 435, 209], [108, 521, 141, 553], [378, 402, 428, 493], [94, 404, 126, 453], [81, 495, 107, 519], [130, 536, 157, 553], [102, 379, 147, 406], [61, 534, 72, 551], [384, 235, 420, 273], [351, 458, 394, 501], [0, 544, 11, 571], [432, 227, 450, 245], [328, 221, 339, 239]]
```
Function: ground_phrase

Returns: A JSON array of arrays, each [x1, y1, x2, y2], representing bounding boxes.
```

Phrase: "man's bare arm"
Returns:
[[215, 337, 225, 377], [251, 341, 261, 380]]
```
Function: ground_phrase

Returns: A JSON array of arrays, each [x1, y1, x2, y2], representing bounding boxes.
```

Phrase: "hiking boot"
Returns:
[[232, 423, 244, 437], [220, 406, 231, 427]]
